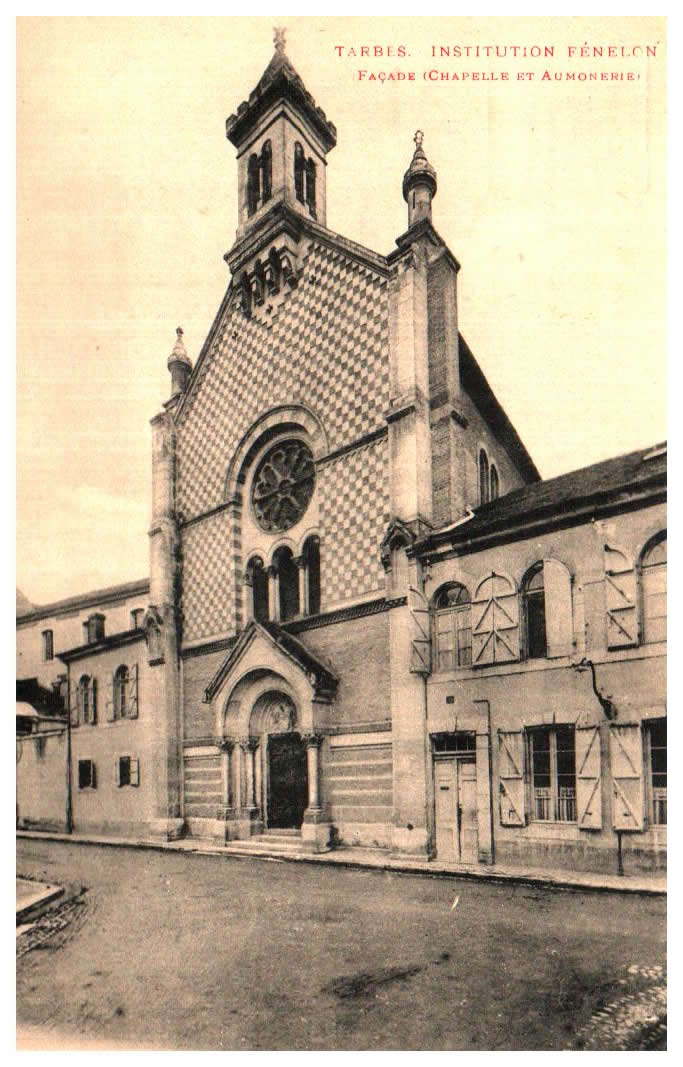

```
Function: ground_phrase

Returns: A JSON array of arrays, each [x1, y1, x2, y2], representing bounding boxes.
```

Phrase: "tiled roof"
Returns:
[[423, 442, 666, 550], [16, 578, 149, 624]]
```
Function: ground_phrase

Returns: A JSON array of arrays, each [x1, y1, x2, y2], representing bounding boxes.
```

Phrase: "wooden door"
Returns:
[[457, 758, 479, 863], [434, 760, 458, 861], [267, 733, 308, 829]]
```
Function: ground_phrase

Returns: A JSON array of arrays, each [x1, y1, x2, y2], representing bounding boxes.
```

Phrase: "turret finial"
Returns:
[[273, 26, 286, 53], [403, 129, 437, 226]]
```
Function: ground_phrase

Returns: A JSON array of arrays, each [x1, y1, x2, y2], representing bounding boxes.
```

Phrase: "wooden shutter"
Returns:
[[130, 757, 140, 787], [609, 723, 644, 830], [473, 573, 520, 666], [544, 559, 574, 658], [409, 587, 431, 675], [604, 545, 638, 649], [128, 664, 139, 718], [90, 678, 97, 725], [70, 679, 80, 727], [498, 730, 526, 826], [575, 725, 602, 829], [106, 675, 116, 722], [114, 755, 121, 787]]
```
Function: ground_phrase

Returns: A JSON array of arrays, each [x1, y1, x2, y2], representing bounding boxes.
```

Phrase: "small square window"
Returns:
[[116, 755, 139, 788], [78, 759, 96, 790]]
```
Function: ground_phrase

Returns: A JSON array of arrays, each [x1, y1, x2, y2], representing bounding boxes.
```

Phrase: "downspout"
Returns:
[[65, 666, 73, 834]]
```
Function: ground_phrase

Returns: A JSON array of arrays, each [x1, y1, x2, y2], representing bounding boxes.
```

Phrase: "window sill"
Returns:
[[523, 821, 580, 839]]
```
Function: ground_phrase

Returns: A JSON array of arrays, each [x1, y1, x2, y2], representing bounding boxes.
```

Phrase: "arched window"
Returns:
[[294, 143, 305, 203], [490, 464, 500, 501], [114, 665, 129, 719], [78, 675, 96, 725], [641, 533, 666, 644], [479, 449, 490, 505], [302, 536, 321, 616], [522, 563, 547, 659], [246, 556, 269, 623], [305, 158, 316, 217], [260, 140, 272, 204], [273, 546, 300, 622], [247, 153, 260, 217], [432, 583, 472, 670]]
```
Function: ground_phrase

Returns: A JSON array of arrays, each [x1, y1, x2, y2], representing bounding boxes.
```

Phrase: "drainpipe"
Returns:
[[486, 699, 495, 865], [65, 669, 73, 834]]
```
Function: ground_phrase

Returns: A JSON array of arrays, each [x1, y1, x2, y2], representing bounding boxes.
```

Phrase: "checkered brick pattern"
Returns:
[[319, 438, 390, 606], [180, 509, 235, 643], [176, 240, 390, 520]]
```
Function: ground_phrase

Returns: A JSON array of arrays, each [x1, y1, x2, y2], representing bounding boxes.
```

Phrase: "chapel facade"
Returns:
[[17, 37, 666, 875]]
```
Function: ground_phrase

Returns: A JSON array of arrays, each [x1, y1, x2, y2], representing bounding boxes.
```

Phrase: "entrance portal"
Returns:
[[267, 732, 308, 829], [434, 756, 478, 863]]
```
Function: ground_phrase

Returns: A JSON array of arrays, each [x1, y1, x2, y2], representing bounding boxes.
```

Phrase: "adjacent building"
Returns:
[[17, 36, 666, 874]]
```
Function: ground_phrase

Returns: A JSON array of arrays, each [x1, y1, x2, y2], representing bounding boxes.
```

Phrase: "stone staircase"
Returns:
[[223, 828, 305, 857]]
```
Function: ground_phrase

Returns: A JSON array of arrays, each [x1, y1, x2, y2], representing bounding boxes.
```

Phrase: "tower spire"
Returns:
[[403, 130, 437, 227]]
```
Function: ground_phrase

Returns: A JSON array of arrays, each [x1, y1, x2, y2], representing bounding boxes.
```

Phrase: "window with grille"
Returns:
[[647, 719, 666, 826], [528, 725, 576, 823], [432, 583, 472, 670]]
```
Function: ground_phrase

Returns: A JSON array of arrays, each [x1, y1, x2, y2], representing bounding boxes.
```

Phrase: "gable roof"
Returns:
[[419, 442, 666, 554], [204, 619, 338, 703], [16, 578, 149, 625], [458, 334, 540, 483]]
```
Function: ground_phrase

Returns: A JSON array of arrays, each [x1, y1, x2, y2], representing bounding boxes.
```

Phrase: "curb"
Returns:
[[16, 831, 666, 897], [16, 882, 65, 925]]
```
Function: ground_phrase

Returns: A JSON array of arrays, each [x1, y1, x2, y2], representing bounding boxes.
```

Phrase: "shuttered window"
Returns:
[[522, 563, 547, 659], [604, 545, 638, 649], [78, 759, 96, 790], [409, 586, 431, 674], [116, 755, 140, 788], [432, 583, 472, 670], [528, 726, 576, 823], [498, 730, 526, 826], [645, 719, 666, 826], [77, 675, 98, 726], [609, 723, 644, 830], [473, 573, 520, 666], [575, 725, 602, 829], [641, 534, 666, 645]]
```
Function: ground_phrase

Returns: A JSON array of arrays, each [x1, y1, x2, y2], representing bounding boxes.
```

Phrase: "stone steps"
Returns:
[[224, 833, 303, 854]]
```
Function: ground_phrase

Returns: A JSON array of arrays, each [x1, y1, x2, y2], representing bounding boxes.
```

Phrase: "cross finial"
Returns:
[[274, 26, 286, 53], [414, 130, 424, 150]]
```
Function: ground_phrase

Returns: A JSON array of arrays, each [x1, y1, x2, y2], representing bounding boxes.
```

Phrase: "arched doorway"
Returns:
[[268, 734, 308, 829], [251, 692, 308, 830]]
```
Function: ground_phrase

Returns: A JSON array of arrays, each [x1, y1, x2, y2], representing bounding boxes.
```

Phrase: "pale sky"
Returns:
[[16, 15, 666, 605]]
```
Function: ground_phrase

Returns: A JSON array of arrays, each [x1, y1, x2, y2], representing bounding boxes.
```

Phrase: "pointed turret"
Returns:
[[403, 130, 437, 227], [167, 327, 192, 399]]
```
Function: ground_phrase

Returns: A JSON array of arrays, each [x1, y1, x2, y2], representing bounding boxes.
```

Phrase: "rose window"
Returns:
[[251, 440, 315, 533]]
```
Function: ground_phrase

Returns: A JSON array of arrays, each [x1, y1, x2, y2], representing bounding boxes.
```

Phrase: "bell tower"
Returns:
[[226, 29, 337, 244]]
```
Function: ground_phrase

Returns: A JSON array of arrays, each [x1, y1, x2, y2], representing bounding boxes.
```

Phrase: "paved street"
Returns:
[[16, 839, 666, 1051]]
